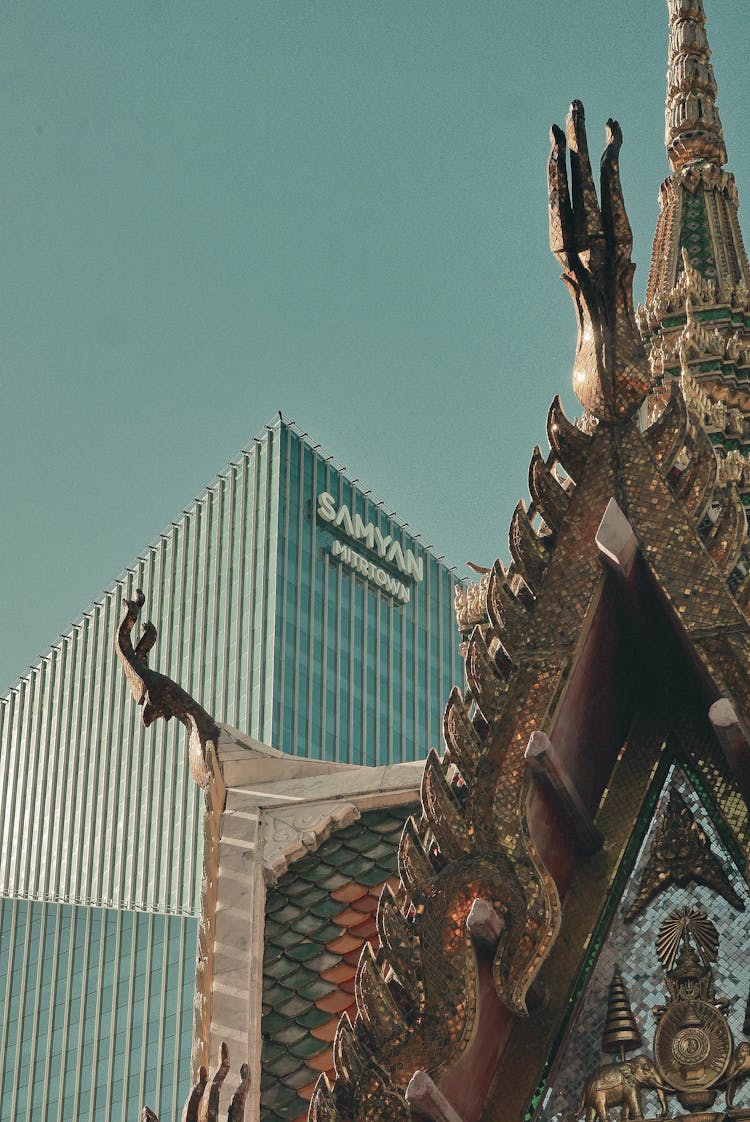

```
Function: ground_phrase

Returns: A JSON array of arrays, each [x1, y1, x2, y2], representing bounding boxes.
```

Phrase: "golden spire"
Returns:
[[665, 0, 727, 171]]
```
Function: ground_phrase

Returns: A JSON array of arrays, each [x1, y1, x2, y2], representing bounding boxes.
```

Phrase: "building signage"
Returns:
[[316, 491, 423, 604]]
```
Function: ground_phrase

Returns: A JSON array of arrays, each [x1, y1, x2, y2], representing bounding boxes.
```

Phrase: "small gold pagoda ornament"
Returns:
[[602, 968, 642, 1061]]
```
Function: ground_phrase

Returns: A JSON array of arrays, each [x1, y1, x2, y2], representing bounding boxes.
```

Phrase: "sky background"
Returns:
[[3, 0, 750, 693]]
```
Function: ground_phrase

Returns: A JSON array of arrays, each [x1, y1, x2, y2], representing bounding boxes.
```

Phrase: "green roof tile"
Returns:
[[281, 878, 320, 900], [262, 1009, 293, 1036], [283, 883, 327, 908], [264, 956, 300, 981], [288, 976, 332, 1001], [266, 901, 304, 924], [286, 912, 332, 938], [272, 1022, 309, 1048], [307, 897, 343, 920], [319, 870, 350, 891], [294, 1006, 332, 1030], [289, 1034, 329, 1061], [275, 993, 313, 1019], [264, 1049, 306, 1080], [261, 1039, 286, 1065], [286, 941, 331, 963], [287, 1066, 319, 1091]]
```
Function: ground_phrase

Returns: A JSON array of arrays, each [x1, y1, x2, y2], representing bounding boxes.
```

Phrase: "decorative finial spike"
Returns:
[[665, 0, 727, 170]]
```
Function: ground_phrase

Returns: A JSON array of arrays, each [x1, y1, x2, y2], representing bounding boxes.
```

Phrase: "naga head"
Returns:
[[548, 102, 650, 422]]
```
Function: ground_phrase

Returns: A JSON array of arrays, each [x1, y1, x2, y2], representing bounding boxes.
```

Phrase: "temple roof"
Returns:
[[307, 89, 750, 1122]]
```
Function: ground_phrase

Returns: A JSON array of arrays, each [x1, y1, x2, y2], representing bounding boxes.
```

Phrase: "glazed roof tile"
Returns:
[[329, 881, 366, 903], [326, 932, 364, 955], [310, 1021, 338, 1044], [315, 990, 354, 1015], [260, 803, 416, 1122]]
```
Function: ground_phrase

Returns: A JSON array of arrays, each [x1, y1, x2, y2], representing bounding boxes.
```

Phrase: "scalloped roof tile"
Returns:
[[260, 804, 417, 1122]]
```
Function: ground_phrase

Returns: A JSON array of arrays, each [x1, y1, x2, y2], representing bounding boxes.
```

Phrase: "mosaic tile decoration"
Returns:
[[679, 191, 718, 282], [538, 765, 750, 1122], [260, 805, 417, 1122]]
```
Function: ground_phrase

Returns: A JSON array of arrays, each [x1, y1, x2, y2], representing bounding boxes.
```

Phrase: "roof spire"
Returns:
[[665, 0, 727, 171]]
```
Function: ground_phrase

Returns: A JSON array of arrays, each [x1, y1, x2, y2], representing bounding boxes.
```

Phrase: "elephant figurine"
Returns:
[[575, 1056, 669, 1122], [722, 1041, 750, 1108]]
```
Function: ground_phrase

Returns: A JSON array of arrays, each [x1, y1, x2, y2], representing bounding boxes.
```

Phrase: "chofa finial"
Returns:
[[141, 1043, 250, 1121], [115, 589, 220, 788], [548, 103, 649, 422]]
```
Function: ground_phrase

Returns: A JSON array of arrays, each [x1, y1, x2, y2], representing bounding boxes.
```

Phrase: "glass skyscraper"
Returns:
[[0, 418, 463, 1121]]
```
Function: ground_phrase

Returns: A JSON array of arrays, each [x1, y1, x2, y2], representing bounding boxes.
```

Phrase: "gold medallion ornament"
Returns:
[[652, 909, 733, 1110], [573, 906, 750, 1117], [653, 1001, 732, 1093]]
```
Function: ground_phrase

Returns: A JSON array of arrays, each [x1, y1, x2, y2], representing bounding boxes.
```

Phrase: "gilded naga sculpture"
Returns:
[[548, 100, 650, 422]]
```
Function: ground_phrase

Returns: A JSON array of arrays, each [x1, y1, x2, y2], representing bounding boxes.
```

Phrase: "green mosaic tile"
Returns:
[[679, 191, 718, 280]]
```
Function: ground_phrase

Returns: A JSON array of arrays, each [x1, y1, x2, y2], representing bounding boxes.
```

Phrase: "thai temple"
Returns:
[[4, 1, 750, 1120]]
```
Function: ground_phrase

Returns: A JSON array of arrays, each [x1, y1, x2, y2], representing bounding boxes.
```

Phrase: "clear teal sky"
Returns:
[[3, 1, 749, 692]]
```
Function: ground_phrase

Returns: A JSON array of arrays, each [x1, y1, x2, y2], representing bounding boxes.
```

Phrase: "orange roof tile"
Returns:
[[315, 989, 354, 1014], [330, 881, 368, 904], [321, 961, 355, 984], [331, 906, 365, 928], [310, 1018, 339, 1043], [326, 931, 365, 955], [306, 1049, 337, 1073]]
